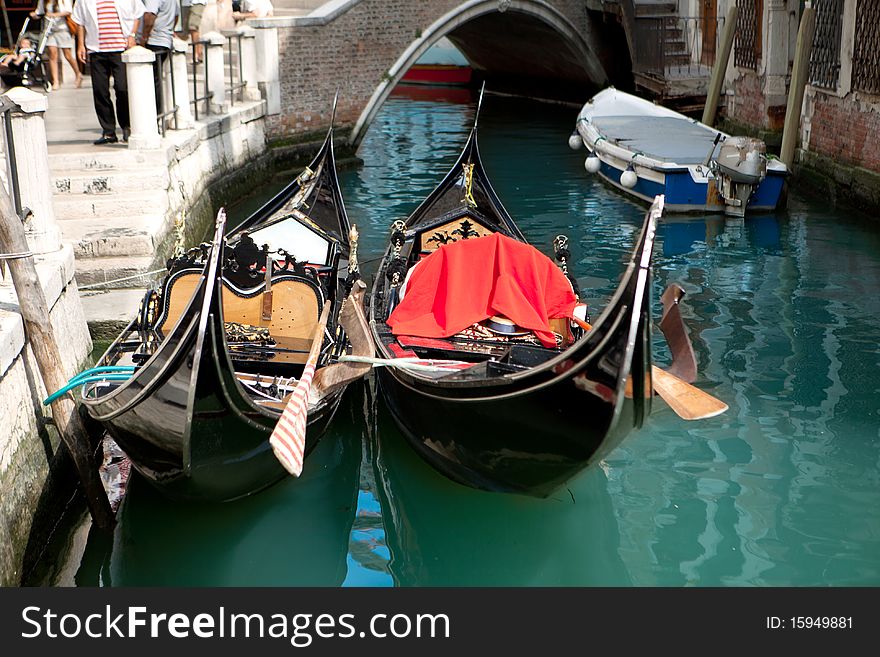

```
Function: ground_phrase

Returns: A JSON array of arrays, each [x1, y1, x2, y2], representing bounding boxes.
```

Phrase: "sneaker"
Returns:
[[93, 133, 118, 145], [122, 128, 130, 143]]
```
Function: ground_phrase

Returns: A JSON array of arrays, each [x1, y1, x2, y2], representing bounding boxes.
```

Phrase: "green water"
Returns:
[[65, 89, 880, 587]]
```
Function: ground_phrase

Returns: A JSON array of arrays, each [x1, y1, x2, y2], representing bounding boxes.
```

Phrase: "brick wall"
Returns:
[[266, 0, 593, 141], [808, 92, 880, 171], [731, 71, 769, 129]]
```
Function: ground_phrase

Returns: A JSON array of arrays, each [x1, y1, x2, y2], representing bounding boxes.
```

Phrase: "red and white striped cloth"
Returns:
[[269, 357, 316, 477], [96, 0, 127, 52], [269, 305, 329, 477]]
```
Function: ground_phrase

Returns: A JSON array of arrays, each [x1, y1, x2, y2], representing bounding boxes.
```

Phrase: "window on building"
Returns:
[[852, 0, 880, 94], [809, 0, 844, 90], [734, 0, 763, 71]]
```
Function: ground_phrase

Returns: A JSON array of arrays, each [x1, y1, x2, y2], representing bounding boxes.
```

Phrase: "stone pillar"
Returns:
[[252, 23, 280, 115], [238, 25, 261, 102], [1, 87, 61, 254], [203, 31, 228, 113], [122, 46, 161, 149], [837, 0, 858, 96], [763, 0, 790, 128], [171, 37, 195, 128]]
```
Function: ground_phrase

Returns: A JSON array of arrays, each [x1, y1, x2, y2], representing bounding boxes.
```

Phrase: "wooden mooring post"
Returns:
[[0, 184, 115, 532], [780, 7, 817, 169], [702, 5, 739, 128]]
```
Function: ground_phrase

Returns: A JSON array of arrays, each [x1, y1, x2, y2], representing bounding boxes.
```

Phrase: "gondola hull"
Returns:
[[372, 218, 653, 497], [83, 232, 346, 502], [81, 121, 358, 502], [91, 326, 345, 501], [378, 370, 641, 497], [367, 94, 659, 497]]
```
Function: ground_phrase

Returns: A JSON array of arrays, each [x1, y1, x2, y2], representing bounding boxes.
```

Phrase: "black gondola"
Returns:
[[367, 95, 664, 498], [79, 125, 373, 502]]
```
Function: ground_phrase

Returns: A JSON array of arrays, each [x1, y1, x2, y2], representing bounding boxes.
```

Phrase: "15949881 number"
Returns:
[[790, 617, 852, 629]]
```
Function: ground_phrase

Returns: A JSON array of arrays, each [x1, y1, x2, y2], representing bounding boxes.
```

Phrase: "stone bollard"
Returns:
[[236, 25, 260, 102], [203, 31, 228, 114], [171, 37, 195, 128], [122, 46, 161, 149], [251, 23, 280, 115], [1, 87, 62, 254]]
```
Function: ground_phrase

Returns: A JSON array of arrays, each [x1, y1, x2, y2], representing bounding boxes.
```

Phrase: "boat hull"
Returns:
[[594, 159, 786, 214], [84, 293, 346, 502], [368, 99, 659, 497], [401, 64, 473, 86], [378, 366, 638, 497], [576, 88, 787, 215], [82, 124, 355, 502]]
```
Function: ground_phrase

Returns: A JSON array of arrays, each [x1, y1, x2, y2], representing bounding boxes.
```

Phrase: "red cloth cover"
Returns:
[[387, 233, 576, 347]]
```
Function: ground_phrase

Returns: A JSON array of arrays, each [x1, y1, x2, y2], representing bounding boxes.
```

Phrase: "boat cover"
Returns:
[[592, 115, 720, 165], [387, 233, 576, 347]]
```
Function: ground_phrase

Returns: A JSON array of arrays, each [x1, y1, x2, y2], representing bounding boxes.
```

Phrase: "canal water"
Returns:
[[38, 87, 880, 587]]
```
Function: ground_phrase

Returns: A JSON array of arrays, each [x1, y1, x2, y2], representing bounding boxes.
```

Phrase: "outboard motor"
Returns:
[[712, 137, 768, 217]]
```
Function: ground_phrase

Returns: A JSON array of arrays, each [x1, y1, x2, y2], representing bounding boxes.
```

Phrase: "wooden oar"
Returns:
[[310, 279, 375, 400], [650, 366, 728, 420], [570, 315, 727, 421], [268, 303, 331, 476]]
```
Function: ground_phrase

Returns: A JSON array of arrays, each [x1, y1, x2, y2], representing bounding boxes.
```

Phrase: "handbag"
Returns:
[[65, 15, 77, 35]]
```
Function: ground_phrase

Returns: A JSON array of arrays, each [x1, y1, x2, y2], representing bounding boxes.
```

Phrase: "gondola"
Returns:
[[77, 125, 374, 502], [367, 93, 664, 498]]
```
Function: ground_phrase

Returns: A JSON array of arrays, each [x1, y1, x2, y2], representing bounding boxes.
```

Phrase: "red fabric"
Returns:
[[387, 233, 577, 348]]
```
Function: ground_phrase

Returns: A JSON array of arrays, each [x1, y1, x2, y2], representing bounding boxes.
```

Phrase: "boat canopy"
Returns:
[[590, 115, 719, 165]]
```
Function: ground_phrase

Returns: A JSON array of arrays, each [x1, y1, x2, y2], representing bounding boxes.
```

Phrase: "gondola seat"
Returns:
[[155, 271, 323, 363]]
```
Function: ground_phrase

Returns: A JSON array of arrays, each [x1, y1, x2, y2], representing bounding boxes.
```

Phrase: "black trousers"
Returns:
[[89, 51, 129, 135], [146, 44, 170, 116]]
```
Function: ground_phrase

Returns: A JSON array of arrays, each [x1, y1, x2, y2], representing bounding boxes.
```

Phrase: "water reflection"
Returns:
[[76, 399, 363, 586], [59, 92, 880, 588], [360, 380, 632, 586]]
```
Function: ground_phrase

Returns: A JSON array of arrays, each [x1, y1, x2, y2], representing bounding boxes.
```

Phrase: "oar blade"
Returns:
[[651, 365, 728, 420], [269, 304, 331, 476]]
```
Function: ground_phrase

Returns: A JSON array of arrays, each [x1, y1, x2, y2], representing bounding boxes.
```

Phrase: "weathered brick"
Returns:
[[268, 0, 594, 143]]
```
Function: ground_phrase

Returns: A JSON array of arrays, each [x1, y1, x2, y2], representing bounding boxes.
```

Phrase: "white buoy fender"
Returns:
[[568, 133, 582, 150], [584, 156, 601, 174], [620, 168, 638, 188]]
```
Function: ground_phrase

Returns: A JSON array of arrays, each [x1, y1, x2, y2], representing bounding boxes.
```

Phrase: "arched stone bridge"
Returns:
[[252, 0, 630, 147]]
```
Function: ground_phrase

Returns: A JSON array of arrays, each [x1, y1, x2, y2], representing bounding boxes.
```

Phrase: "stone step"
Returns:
[[52, 167, 170, 196], [61, 213, 170, 258], [53, 191, 168, 222], [635, 2, 677, 17], [79, 288, 147, 338], [47, 147, 170, 172], [74, 255, 163, 289]]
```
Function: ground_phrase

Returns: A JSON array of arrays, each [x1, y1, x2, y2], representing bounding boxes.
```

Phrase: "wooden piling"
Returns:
[[0, 184, 115, 532], [780, 7, 817, 169], [702, 6, 739, 128]]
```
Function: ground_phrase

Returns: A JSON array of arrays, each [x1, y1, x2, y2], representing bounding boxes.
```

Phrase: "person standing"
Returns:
[[180, 0, 206, 63], [72, 0, 144, 144], [139, 0, 177, 117], [232, 0, 273, 20], [31, 0, 83, 88]]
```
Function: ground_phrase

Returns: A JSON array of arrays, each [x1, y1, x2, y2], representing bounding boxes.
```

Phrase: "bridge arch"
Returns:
[[349, 0, 609, 146]]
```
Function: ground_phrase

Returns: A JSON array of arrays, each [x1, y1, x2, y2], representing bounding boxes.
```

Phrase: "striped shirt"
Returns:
[[96, 0, 126, 52]]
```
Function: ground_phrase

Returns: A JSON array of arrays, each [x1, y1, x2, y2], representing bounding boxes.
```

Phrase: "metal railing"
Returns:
[[632, 15, 726, 79], [0, 97, 23, 219], [190, 39, 213, 121], [225, 33, 247, 106], [154, 50, 180, 136]]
